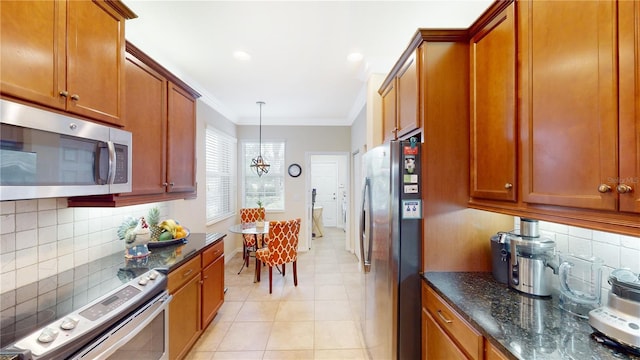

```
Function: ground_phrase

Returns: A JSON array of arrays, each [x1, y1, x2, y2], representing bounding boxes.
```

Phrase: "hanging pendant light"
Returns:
[[250, 101, 270, 177]]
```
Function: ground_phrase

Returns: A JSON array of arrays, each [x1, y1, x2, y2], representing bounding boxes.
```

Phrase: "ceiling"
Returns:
[[124, 1, 493, 126]]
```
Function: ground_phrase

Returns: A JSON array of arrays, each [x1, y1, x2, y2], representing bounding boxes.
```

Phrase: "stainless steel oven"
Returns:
[[5, 270, 169, 360]]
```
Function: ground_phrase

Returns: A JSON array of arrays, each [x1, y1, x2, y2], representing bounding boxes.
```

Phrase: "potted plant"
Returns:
[[255, 200, 265, 229]]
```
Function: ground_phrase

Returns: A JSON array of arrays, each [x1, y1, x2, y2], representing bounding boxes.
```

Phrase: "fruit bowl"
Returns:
[[148, 228, 190, 248]]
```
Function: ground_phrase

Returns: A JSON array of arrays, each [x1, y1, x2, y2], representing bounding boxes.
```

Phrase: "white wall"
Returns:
[[235, 125, 351, 252]]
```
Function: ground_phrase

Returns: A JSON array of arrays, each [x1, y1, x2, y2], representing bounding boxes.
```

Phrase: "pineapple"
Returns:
[[147, 207, 162, 241]]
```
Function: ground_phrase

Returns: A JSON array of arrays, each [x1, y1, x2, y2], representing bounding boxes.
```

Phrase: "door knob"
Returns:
[[597, 184, 612, 193], [617, 184, 633, 194]]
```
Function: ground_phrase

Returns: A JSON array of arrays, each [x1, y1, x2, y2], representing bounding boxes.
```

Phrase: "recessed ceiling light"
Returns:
[[233, 50, 251, 61], [347, 52, 363, 62]]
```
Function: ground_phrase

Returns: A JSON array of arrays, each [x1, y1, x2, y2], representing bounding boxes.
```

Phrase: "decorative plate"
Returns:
[[148, 229, 190, 248]]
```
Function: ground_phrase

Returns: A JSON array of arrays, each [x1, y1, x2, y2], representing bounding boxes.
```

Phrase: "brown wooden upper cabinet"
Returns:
[[470, 2, 516, 202], [618, 0, 640, 214], [469, 0, 639, 235], [380, 51, 420, 143], [68, 43, 200, 207], [519, 0, 620, 211], [0, 0, 136, 126]]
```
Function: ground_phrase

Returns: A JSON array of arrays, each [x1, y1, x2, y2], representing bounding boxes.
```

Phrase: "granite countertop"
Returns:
[[130, 232, 226, 273], [423, 272, 640, 360]]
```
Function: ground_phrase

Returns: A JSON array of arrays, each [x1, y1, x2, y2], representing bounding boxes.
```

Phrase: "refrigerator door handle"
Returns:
[[360, 177, 372, 272]]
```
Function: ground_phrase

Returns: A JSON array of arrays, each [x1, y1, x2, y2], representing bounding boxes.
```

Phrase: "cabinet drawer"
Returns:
[[202, 240, 224, 268], [423, 284, 482, 360], [168, 255, 201, 293]]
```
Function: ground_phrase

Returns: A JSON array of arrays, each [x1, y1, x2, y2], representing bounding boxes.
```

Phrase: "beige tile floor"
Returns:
[[186, 227, 367, 360]]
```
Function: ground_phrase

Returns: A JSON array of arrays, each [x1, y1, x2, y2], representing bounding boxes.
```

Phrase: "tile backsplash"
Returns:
[[512, 217, 640, 304], [0, 199, 170, 295]]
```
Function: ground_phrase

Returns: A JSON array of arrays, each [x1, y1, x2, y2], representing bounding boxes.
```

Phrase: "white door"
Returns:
[[311, 162, 338, 227]]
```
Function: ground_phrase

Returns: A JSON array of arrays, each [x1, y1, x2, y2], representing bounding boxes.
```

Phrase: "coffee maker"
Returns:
[[508, 218, 557, 297]]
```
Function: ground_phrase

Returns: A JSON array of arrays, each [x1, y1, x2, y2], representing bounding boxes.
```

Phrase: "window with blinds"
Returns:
[[206, 126, 237, 223], [242, 140, 285, 211]]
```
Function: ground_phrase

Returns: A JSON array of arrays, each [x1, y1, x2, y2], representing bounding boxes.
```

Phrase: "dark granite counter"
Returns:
[[423, 272, 640, 360], [125, 232, 226, 273]]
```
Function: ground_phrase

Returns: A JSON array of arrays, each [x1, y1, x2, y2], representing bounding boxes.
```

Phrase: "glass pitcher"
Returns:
[[558, 253, 604, 318]]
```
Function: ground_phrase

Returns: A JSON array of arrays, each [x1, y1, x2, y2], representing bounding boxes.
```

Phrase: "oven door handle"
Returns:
[[69, 292, 172, 360]]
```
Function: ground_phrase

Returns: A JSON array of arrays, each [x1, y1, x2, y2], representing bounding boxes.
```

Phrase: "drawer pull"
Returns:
[[183, 269, 194, 278], [437, 310, 453, 324]]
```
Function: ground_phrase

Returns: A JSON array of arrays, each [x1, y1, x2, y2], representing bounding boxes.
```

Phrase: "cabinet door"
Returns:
[[618, 0, 640, 213], [169, 275, 202, 360], [423, 308, 468, 360], [66, 0, 125, 126], [201, 254, 224, 328], [0, 0, 66, 110], [382, 81, 397, 143], [167, 82, 197, 193], [519, 0, 618, 210], [122, 53, 168, 197], [470, 3, 516, 202], [397, 53, 419, 138]]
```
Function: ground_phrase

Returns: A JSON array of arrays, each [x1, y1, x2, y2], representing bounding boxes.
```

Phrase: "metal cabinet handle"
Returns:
[[169, 182, 175, 187], [162, 182, 168, 187], [59, 90, 69, 97], [183, 269, 193, 278], [617, 184, 633, 194], [504, 183, 513, 189], [598, 184, 612, 193], [70, 94, 80, 101], [437, 310, 453, 324]]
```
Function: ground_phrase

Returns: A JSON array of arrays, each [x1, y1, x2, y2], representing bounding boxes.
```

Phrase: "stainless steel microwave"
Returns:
[[0, 99, 132, 201]]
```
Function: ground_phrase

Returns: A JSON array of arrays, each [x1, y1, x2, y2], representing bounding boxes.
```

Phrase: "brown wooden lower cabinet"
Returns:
[[485, 339, 510, 360], [167, 241, 226, 360], [422, 282, 510, 360], [201, 240, 225, 328], [423, 307, 468, 360], [168, 256, 202, 360]]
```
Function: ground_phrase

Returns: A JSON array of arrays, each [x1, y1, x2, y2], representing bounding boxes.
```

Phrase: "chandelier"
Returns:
[[250, 101, 270, 177]]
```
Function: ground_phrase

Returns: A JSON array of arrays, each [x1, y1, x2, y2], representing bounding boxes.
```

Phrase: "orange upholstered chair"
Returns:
[[255, 218, 301, 293], [238, 208, 265, 271]]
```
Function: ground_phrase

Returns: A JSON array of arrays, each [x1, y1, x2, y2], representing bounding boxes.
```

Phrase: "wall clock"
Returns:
[[288, 163, 302, 177]]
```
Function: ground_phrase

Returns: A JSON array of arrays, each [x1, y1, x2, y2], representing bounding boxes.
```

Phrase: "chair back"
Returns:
[[240, 208, 264, 223], [266, 218, 301, 265]]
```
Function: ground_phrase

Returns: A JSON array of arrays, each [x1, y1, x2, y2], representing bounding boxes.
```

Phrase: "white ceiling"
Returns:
[[124, 0, 493, 126]]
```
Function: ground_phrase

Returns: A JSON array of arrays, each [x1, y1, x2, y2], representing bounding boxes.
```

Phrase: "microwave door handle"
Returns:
[[360, 177, 371, 273], [95, 142, 108, 185], [106, 141, 116, 184]]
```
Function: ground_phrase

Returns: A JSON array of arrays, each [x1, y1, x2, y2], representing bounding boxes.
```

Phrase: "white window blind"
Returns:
[[206, 126, 236, 223], [243, 141, 285, 211]]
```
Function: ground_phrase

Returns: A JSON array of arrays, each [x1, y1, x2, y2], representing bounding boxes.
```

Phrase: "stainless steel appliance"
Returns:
[[4, 269, 170, 360], [506, 219, 557, 297], [360, 139, 422, 360], [509, 234, 556, 297], [589, 269, 640, 353], [491, 232, 510, 284], [0, 99, 132, 200]]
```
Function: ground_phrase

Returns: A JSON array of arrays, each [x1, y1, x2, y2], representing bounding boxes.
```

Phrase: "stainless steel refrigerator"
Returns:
[[360, 139, 422, 360]]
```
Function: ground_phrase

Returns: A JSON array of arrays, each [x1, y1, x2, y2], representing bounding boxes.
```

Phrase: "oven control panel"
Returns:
[[10, 269, 166, 358]]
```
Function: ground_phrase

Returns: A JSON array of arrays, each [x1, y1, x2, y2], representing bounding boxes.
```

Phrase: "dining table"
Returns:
[[228, 222, 269, 282]]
